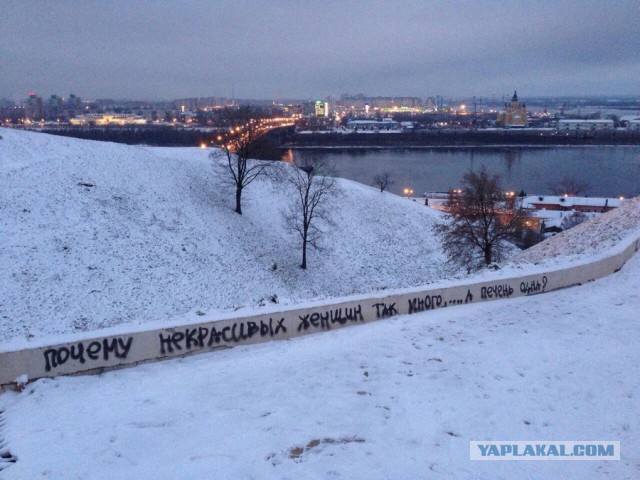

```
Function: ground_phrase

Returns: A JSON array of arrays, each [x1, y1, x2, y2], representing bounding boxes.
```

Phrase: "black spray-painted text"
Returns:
[[159, 318, 286, 354], [43, 337, 133, 372], [298, 306, 364, 331]]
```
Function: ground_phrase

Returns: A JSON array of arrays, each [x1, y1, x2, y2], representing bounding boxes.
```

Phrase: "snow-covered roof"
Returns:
[[513, 195, 640, 265], [523, 195, 622, 209]]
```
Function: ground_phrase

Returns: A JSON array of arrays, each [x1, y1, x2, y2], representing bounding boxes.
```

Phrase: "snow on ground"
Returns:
[[1, 128, 640, 479], [1, 245, 639, 479], [0, 128, 448, 342]]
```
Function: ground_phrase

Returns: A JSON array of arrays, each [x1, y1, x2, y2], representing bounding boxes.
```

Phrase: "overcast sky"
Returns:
[[1, 0, 639, 101]]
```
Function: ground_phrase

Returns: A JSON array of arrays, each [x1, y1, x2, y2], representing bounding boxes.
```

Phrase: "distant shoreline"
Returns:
[[281, 130, 640, 148], [286, 144, 640, 150]]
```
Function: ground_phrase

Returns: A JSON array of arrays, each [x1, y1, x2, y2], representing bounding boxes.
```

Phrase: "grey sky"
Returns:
[[1, 0, 639, 101]]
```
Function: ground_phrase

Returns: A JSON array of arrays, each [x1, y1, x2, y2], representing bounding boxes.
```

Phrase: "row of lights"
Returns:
[[404, 190, 627, 203], [198, 117, 295, 150]]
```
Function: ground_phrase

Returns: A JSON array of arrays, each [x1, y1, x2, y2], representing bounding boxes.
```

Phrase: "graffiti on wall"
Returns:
[[372, 302, 398, 319], [520, 276, 548, 295], [43, 337, 133, 372], [408, 289, 474, 314], [38, 274, 553, 376], [159, 317, 287, 355], [298, 306, 364, 331]]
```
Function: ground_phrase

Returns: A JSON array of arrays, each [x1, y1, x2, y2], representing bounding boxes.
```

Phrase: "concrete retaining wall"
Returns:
[[2, 236, 639, 387]]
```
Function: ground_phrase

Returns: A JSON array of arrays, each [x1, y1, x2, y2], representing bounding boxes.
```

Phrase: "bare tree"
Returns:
[[372, 172, 395, 192], [561, 211, 589, 230], [434, 167, 527, 270], [282, 157, 341, 269], [212, 112, 274, 214], [548, 175, 589, 197]]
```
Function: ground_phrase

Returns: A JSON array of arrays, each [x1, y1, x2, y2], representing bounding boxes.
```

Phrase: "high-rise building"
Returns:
[[65, 94, 82, 117], [315, 100, 328, 117], [25, 93, 44, 121], [46, 95, 64, 119]]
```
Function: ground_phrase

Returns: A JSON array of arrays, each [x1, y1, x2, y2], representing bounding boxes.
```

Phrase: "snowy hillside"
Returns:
[[0, 128, 448, 342], [511, 195, 640, 266]]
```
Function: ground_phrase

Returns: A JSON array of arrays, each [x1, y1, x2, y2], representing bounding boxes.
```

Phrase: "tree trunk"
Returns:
[[484, 246, 492, 265], [235, 187, 242, 215], [301, 231, 308, 269]]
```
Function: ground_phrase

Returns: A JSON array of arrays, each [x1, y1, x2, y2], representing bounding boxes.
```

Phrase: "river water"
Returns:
[[291, 146, 640, 198]]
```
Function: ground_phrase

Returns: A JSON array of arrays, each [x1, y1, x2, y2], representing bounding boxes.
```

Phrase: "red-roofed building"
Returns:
[[522, 195, 622, 213]]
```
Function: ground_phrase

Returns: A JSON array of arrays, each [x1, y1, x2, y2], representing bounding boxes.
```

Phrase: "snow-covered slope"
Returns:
[[511, 195, 640, 266], [0, 128, 447, 341]]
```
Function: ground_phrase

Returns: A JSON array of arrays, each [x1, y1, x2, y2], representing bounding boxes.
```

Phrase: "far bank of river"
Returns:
[[290, 146, 640, 198], [283, 128, 640, 148]]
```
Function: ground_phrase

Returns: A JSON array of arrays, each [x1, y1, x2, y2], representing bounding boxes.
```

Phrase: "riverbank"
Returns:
[[283, 129, 640, 148]]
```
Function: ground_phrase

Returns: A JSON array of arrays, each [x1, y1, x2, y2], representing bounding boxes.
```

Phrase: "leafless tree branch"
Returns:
[[211, 111, 276, 214], [373, 172, 395, 192], [434, 167, 527, 271], [281, 156, 341, 269]]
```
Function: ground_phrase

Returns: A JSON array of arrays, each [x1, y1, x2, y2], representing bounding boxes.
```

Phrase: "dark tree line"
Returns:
[[40, 127, 217, 146]]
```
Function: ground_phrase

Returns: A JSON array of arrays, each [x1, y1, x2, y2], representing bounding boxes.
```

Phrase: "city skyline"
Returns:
[[1, 1, 639, 102]]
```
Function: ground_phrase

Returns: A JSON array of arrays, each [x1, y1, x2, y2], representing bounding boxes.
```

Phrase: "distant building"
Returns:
[[286, 104, 303, 116], [65, 94, 82, 118], [347, 118, 400, 131], [338, 94, 423, 111], [400, 121, 415, 132], [47, 95, 64, 119], [25, 93, 44, 121], [522, 195, 622, 213], [557, 119, 614, 131], [314, 100, 328, 117], [70, 113, 147, 126], [628, 118, 640, 130], [620, 116, 640, 130], [498, 91, 528, 128]]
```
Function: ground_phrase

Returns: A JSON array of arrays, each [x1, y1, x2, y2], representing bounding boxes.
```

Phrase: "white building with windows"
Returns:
[[70, 113, 147, 126], [557, 119, 614, 131], [347, 118, 400, 132]]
